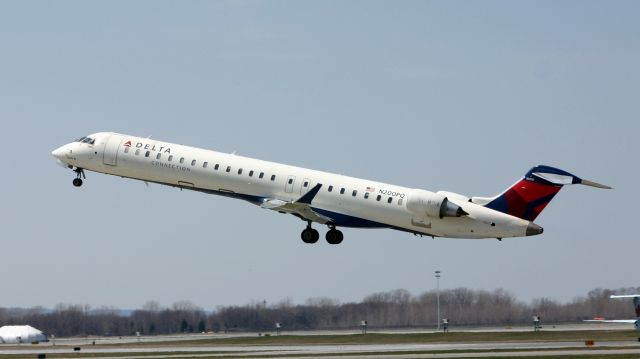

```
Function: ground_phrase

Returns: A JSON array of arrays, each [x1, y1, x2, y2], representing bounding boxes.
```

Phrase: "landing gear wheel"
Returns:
[[326, 228, 344, 245], [301, 228, 319, 244], [72, 168, 86, 187]]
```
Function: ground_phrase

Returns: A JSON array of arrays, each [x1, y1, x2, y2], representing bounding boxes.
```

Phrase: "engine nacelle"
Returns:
[[407, 189, 468, 219], [437, 191, 470, 203]]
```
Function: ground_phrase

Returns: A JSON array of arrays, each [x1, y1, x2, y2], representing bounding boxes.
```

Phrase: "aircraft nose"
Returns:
[[51, 145, 69, 161], [51, 146, 64, 159], [526, 222, 544, 236], [52, 144, 73, 167]]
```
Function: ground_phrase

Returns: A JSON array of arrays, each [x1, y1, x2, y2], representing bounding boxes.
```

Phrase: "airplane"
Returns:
[[51, 132, 611, 244], [585, 294, 640, 340]]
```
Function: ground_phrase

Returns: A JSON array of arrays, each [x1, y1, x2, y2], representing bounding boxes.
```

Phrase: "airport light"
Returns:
[[435, 270, 441, 331]]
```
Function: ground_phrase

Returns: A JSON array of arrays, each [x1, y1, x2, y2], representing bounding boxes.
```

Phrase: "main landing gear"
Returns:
[[72, 168, 86, 187], [300, 222, 320, 244], [300, 222, 343, 245], [325, 226, 344, 245]]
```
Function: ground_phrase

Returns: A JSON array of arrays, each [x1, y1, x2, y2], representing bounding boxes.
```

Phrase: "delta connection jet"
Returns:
[[586, 295, 640, 339], [52, 132, 610, 244]]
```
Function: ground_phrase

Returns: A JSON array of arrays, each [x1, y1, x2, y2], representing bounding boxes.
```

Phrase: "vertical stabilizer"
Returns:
[[479, 165, 610, 221]]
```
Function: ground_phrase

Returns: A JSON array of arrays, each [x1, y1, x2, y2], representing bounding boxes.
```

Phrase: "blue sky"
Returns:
[[0, 1, 638, 309]]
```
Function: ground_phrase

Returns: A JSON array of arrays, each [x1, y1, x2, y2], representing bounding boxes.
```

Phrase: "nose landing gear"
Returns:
[[72, 168, 86, 187]]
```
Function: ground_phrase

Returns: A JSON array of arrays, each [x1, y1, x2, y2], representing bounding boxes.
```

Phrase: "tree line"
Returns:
[[0, 287, 637, 337]]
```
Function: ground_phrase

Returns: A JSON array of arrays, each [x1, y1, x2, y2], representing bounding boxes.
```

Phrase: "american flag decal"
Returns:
[[366, 186, 376, 192]]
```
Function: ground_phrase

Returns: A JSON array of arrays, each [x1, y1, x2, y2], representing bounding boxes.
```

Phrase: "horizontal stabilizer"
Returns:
[[579, 179, 612, 189]]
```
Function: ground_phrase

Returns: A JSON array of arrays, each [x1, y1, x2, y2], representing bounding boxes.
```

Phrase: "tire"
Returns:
[[301, 228, 319, 244], [326, 229, 344, 245], [72, 178, 83, 187]]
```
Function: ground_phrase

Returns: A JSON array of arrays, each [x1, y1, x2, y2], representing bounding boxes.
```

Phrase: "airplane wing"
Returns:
[[610, 295, 640, 298], [584, 319, 637, 323], [584, 294, 640, 325], [260, 184, 333, 224]]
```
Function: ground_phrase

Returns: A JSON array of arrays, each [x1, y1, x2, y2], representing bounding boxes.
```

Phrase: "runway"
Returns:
[[2, 342, 640, 358], [1, 324, 638, 358]]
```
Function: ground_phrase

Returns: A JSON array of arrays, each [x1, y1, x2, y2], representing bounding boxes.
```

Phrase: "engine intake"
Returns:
[[407, 189, 468, 219]]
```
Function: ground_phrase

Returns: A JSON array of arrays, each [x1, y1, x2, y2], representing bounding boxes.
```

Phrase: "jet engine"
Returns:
[[407, 189, 468, 219]]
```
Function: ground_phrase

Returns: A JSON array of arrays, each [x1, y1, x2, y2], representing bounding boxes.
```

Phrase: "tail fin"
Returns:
[[610, 295, 640, 318], [475, 165, 611, 221]]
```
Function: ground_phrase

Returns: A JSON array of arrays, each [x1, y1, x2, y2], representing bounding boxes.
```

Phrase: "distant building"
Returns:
[[0, 325, 47, 344]]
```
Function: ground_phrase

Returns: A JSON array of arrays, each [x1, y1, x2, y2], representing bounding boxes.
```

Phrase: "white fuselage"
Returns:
[[52, 132, 534, 239]]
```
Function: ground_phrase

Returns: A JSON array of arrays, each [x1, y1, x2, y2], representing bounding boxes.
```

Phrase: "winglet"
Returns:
[[296, 183, 323, 204]]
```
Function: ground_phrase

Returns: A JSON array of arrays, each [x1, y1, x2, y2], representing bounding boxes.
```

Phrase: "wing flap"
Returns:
[[259, 184, 333, 224]]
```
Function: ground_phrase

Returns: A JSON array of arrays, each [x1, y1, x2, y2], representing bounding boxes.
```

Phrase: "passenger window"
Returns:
[[352, 190, 357, 197], [288, 178, 293, 184], [214, 164, 219, 170], [124, 147, 130, 154], [249, 170, 254, 177], [303, 181, 309, 187], [226, 166, 231, 173], [180, 157, 184, 164], [168, 155, 173, 162], [203, 162, 208, 168], [145, 151, 150, 157], [191, 160, 196, 166], [376, 195, 382, 201], [135, 149, 140, 155], [259, 172, 264, 179], [328, 185, 333, 192], [387, 197, 393, 203], [270, 174, 276, 181], [398, 198, 403, 206], [340, 188, 345, 194], [364, 192, 369, 199], [156, 153, 161, 160], [238, 168, 243, 175]]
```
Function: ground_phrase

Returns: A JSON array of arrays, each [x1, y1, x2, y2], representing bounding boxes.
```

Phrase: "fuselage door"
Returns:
[[285, 175, 295, 193], [103, 134, 125, 166]]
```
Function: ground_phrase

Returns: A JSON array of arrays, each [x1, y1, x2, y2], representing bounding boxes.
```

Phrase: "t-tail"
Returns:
[[611, 295, 640, 318], [472, 165, 611, 222]]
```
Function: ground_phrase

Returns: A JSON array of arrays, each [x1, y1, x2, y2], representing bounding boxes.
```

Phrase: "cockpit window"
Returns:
[[75, 136, 95, 145]]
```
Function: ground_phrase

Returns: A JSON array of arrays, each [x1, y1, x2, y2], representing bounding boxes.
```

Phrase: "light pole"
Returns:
[[435, 270, 441, 331]]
